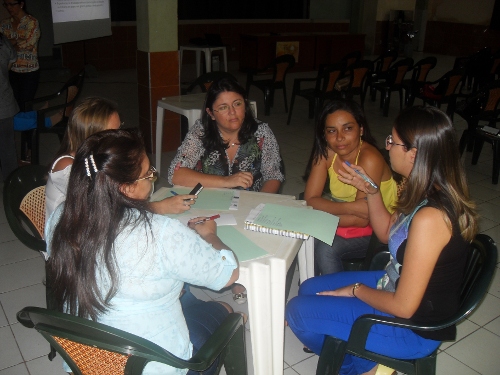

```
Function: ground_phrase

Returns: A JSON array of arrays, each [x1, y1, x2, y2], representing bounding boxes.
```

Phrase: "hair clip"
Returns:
[[89, 154, 98, 173], [85, 158, 91, 177]]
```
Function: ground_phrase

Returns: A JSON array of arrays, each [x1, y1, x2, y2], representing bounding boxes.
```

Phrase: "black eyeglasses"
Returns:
[[386, 135, 407, 150], [3, 2, 20, 7]]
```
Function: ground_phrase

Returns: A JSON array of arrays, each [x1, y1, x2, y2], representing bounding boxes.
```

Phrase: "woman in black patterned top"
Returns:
[[168, 77, 284, 193]]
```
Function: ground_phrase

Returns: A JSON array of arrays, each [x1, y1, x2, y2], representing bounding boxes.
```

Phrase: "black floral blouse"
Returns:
[[167, 120, 285, 191]]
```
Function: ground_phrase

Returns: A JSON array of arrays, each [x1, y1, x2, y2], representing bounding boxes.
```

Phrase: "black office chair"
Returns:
[[246, 54, 296, 115], [17, 306, 247, 375], [316, 234, 497, 375]]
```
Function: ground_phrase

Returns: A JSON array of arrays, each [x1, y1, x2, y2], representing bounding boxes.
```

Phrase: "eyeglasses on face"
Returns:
[[386, 135, 407, 150], [3, 2, 20, 7], [136, 165, 157, 182], [212, 100, 244, 115]]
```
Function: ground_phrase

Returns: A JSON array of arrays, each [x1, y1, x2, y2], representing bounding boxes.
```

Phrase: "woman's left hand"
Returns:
[[316, 285, 355, 298], [337, 162, 378, 195]]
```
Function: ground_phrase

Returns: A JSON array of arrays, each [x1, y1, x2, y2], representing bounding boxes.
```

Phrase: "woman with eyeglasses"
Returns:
[[1, 0, 40, 162], [303, 99, 397, 276], [46, 97, 195, 222], [286, 106, 478, 375], [46, 129, 239, 375], [168, 77, 284, 193]]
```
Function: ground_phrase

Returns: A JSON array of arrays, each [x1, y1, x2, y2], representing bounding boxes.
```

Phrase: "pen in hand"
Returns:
[[192, 214, 220, 225], [344, 161, 379, 190]]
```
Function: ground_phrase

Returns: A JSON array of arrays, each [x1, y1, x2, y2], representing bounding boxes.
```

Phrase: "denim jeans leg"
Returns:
[[314, 235, 371, 275]]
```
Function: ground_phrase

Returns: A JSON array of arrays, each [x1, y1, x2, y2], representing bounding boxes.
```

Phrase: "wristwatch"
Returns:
[[352, 282, 361, 297]]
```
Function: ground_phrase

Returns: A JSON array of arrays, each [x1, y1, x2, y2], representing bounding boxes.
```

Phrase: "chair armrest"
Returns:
[[24, 92, 63, 111], [348, 311, 461, 353], [186, 313, 245, 371]]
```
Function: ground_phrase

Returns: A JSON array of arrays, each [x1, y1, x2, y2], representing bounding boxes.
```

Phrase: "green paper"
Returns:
[[253, 203, 339, 245], [151, 187, 235, 211], [217, 226, 268, 262]]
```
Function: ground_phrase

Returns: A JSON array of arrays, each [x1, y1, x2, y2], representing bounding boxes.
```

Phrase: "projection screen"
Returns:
[[51, 0, 112, 44]]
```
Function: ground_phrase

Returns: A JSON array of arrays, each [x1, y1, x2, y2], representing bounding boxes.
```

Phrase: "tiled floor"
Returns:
[[1, 52, 500, 375]]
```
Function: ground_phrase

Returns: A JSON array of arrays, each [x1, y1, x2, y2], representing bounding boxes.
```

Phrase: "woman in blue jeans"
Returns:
[[286, 106, 478, 375]]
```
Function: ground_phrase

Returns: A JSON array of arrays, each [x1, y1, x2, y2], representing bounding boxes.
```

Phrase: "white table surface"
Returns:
[[152, 188, 315, 375]]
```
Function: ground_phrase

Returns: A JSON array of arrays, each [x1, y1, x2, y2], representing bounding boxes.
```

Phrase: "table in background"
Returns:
[[155, 94, 257, 176], [179, 45, 228, 77], [152, 188, 315, 375]]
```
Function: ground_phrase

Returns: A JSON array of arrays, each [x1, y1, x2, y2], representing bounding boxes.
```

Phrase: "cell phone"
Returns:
[[189, 183, 204, 196]]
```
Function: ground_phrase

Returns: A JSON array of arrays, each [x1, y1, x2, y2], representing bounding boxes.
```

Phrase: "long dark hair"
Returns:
[[47, 129, 152, 320], [201, 77, 258, 151], [394, 106, 477, 241], [304, 99, 376, 180]]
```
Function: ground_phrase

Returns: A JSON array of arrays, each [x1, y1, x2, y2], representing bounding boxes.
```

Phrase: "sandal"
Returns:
[[233, 292, 247, 305], [303, 346, 314, 353]]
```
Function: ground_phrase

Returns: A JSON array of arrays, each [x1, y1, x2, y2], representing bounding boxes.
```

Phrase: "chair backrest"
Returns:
[[272, 54, 296, 83], [432, 69, 464, 98], [455, 234, 497, 323], [19, 186, 46, 239], [373, 50, 398, 74], [411, 56, 437, 83], [3, 165, 47, 251], [59, 69, 85, 119], [17, 306, 246, 375], [347, 60, 374, 90], [386, 58, 414, 85], [320, 62, 347, 94], [341, 50, 362, 68], [482, 80, 500, 113], [184, 71, 237, 94]]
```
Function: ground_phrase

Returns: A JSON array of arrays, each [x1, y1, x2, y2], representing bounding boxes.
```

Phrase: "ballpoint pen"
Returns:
[[192, 214, 220, 225], [344, 161, 379, 190], [170, 190, 178, 196]]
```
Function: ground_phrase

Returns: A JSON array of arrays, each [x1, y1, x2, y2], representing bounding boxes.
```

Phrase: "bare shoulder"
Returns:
[[52, 156, 74, 173], [411, 207, 451, 242]]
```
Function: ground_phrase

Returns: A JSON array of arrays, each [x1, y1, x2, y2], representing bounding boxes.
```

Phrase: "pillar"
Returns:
[[136, 0, 180, 154]]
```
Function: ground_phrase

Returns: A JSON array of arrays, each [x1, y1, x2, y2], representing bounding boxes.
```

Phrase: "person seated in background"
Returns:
[[286, 106, 478, 375], [46, 129, 239, 375], [303, 99, 397, 276], [45, 96, 195, 221], [168, 77, 284, 193]]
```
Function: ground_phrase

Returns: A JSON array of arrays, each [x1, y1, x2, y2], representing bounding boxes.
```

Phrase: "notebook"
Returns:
[[244, 203, 339, 245]]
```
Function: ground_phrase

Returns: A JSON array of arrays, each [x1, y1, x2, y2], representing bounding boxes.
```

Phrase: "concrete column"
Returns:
[[136, 0, 180, 153]]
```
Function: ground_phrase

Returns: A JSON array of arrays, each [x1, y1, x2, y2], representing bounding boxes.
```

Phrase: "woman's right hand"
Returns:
[[225, 171, 253, 189], [188, 216, 217, 238], [338, 162, 379, 195]]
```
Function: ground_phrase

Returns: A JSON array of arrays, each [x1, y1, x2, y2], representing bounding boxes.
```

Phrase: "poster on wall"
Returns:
[[50, 0, 111, 44], [51, 0, 110, 23], [276, 41, 299, 62]]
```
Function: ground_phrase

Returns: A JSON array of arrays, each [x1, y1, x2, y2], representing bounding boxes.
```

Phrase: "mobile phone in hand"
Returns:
[[189, 183, 203, 196]]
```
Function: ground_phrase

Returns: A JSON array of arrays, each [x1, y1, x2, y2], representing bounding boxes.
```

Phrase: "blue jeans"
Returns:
[[315, 235, 371, 275], [286, 271, 441, 375], [180, 287, 229, 375]]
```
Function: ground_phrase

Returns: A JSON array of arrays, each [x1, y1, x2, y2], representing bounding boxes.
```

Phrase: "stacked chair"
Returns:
[[370, 57, 414, 117], [368, 50, 399, 101], [287, 62, 346, 125], [403, 56, 437, 106], [245, 54, 295, 115]]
